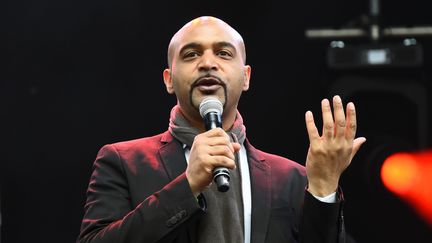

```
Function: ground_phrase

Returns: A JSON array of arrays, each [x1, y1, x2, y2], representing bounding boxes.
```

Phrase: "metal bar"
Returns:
[[305, 28, 367, 38], [383, 27, 432, 36], [305, 26, 432, 39]]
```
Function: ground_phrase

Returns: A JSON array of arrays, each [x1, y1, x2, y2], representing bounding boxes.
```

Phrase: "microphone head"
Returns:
[[199, 97, 223, 118]]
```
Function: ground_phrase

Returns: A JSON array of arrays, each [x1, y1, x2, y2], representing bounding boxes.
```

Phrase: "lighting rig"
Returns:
[[305, 0, 432, 69]]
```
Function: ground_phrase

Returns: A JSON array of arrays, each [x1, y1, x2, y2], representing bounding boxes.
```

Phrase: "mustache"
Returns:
[[191, 74, 226, 88]]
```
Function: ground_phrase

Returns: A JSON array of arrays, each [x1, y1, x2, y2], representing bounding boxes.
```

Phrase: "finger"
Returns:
[[209, 145, 236, 160], [205, 128, 233, 144], [305, 111, 320, 144], [350, 137, 367, 160], [321, 99, 334, 139], [206, 136, 234, 148], [212, 156, 236, 170], [232, 142, 241, 153], [193, 135, 232, 154], [332, 95, 346, 139], [345, 102, 357, 141], [228, 133, 241, 153], [205, 127, 228, 138]]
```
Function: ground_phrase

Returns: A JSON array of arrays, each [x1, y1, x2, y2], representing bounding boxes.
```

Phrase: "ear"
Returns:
[[163, 68, 175, 94], [242, 65, 251, 91]]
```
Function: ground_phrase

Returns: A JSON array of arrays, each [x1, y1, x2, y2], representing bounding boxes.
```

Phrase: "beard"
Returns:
[[188, 74, 228, 112]]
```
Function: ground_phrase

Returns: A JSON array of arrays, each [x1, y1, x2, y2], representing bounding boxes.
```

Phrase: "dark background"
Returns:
[[2, 0, 432, 242]]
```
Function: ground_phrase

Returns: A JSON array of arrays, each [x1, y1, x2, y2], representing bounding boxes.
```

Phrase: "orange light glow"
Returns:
[[381, 153, 419, 196], [381, 151, 432, 226]]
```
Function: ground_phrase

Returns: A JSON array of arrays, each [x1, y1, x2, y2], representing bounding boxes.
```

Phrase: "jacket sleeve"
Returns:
[[299, 188, 349, 243], [77, 144, 205, 243]]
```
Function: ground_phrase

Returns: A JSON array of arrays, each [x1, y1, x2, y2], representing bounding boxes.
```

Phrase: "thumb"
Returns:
[[351, 137, 366, 159]]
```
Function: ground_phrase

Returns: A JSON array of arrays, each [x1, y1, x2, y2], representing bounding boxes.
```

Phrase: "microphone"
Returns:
[[199, 97, 230, 192]]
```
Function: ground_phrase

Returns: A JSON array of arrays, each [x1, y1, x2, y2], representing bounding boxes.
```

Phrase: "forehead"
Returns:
[[171, 19, 243, 52]]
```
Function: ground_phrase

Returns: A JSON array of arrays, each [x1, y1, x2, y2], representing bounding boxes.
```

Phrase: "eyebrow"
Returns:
[[178, 41, 237, 56], [178, 42, 202, 56], [214, 41, 236, 51]]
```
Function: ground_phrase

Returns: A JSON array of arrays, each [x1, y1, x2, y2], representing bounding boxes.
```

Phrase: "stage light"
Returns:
[[381, 151, 432, 226], [326, 42, 423, 69], [381, 153, 419, 196]]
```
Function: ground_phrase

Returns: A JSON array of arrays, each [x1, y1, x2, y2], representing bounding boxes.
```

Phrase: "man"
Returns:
[[77, 16, 366, 243]]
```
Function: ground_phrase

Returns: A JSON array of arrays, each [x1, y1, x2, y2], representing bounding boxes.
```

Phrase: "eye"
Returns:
[[183, 51, 200, 60], [217, 50, 233, 59]]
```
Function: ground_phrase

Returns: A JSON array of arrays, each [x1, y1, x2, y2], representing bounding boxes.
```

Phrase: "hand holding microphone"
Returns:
[[185, 97, 240, 195], [199, 97, 233, 192]]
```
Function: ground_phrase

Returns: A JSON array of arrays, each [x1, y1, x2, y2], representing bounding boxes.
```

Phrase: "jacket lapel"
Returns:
[[246, 141, 271, 243], [158, 131, 188, 180], [159, 131, 201, 243]]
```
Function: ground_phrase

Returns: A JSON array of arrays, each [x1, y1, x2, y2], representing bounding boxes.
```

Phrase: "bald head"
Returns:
[[167, 16, 246, 68]]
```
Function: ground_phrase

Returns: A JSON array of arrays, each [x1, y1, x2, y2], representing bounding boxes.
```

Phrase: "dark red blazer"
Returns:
[[77, 131, 345, 243]]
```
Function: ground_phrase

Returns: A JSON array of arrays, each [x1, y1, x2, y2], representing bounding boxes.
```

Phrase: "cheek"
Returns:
[[230, 70, 248, 89], [171, 72, 189, 91], [170, 81, 185, 101]]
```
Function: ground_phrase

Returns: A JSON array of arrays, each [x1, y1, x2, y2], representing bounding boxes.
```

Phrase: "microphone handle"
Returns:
[[204, 112, 222, 130], [204, 112, 230, 192]]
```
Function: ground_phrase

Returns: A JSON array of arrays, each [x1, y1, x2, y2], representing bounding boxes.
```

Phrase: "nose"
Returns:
[[198, 51, 218, 72]]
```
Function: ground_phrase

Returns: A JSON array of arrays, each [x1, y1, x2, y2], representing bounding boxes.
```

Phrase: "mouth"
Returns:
[[189, 75, 228, 109], [193, 76, 224, 92]]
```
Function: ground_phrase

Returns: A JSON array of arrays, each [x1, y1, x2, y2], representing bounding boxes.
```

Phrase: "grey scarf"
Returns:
[[168, 104, 246, 243], [168, 105, 246, 146]]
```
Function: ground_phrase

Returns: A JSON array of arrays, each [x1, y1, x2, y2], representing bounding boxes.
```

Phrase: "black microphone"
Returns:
[[199, 97, 230, 192]]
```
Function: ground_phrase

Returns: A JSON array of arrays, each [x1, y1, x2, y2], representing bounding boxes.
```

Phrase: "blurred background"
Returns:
[[2, 0, 432, 242]]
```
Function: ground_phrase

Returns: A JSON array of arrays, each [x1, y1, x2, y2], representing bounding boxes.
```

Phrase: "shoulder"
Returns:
[[110, 132, 166, 151], [97, 131, 173, 159]]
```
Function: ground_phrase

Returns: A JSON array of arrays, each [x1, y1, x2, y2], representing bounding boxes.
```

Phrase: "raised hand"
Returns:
[[305, 95, 366, 197], [186, 128, 241, 196]]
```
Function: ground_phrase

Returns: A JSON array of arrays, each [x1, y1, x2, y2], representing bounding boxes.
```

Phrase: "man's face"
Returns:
[[164, 18, 251, 120]]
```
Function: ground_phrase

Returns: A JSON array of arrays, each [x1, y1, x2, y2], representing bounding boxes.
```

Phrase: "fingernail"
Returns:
[[322, 99, 329, 106], [334, 95, 341, 103]]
